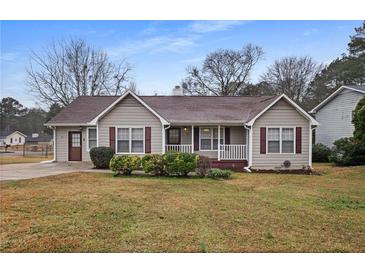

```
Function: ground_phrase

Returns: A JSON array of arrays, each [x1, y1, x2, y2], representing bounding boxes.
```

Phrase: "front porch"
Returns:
[[163, 125, 248, 161]]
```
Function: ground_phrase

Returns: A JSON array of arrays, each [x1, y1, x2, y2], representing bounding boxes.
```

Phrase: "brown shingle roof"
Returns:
[[46, 94, 279, 125], [140, 95, 278, 123], [46, 96, 119, 124]]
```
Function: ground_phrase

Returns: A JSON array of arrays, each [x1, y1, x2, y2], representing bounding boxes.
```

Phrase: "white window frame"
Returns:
[[116, 126, 145, 155], [199, 127, 225, 151], [266, 127, 296, 154], [86, 127, 97, 151]]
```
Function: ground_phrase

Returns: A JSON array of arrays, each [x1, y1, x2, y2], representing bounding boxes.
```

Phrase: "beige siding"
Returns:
[[315, 89, 364, 147], [251, 99, 310, 170], [230, 126, 246, 144], [98, 94, 163, 154], [55, 126, 91, 161]]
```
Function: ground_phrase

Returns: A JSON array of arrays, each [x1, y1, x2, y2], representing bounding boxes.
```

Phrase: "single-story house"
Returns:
[[310, 85, 365, 147], [0, 130, 27, 146], [45, 91, 319, 171]]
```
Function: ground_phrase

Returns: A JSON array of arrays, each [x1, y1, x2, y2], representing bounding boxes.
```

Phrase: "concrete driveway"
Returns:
[[0, 162, 109, 181]]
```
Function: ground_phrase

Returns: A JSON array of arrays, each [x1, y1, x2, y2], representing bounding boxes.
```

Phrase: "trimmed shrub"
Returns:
[[89, 147, 114, 169], [163, 151, 199, 176], [329, 137, 365, 166], [312, 143, 331, 162], [109, 155, 141, 175], [207, 168, 232, 179], [142, 154, 164, 175], [196, 155, 211, 177]]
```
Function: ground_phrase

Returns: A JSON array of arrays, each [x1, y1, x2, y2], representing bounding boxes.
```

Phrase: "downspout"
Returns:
[[243, 124, 252, 172], [53, 126, 56, 162]]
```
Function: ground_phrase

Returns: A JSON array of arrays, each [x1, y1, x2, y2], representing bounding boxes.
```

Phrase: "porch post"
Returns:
[[162, 126, 166, 154], [218, 125, 221, 161], [191, 125, 194, 153]]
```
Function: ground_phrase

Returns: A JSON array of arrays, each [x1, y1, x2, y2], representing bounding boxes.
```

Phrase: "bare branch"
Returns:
[[27, 38, 132, 107], [182, 44, 264, 96]]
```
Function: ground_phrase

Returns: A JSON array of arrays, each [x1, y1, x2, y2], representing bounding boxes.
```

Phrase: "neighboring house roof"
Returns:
[[26, 134, 53, 143], [0, 130, 27, 139], [310, 85, 365, 113], [46, 91, 318, 126]]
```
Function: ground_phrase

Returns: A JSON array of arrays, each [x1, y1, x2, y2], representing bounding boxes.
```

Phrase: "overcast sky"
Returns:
[[0, 20, 362, 108]]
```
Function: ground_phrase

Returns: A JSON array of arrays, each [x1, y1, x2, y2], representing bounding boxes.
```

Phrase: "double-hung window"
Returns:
[[117, 127, 144, 154], [267, 128, 280, 153], [200, 127, 224, 151], [87, 128, 97, 150], [281, 128, 294, 153], [267, 127, 294, 154]]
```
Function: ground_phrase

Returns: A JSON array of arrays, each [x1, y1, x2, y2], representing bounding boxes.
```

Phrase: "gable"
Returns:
[[246, 95, 318, 126], [91, 92, 169, 125], [315, 88, 364, 114], [256, 98, 309, 125], [7, 131, 27, 138], [99, 94, 161, 124], [310, 86, 365, 114]]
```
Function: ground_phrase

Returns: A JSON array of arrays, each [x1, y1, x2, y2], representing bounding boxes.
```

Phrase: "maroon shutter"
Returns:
[[145, 127, 151, 153], [296, 127, 302, 154], [109, 127, 115, 153], [194, 127, 199, 151], [260, 127, 266, 154], [225, 128, 230, 145]]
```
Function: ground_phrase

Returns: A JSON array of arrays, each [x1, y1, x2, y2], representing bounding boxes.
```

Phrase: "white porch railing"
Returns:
[[165, 144, 192, 153], [220, 144, 247, 160]]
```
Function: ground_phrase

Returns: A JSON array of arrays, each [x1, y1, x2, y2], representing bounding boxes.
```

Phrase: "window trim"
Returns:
[[115, 126, 145, 155], [86, 127, 97, 151], [199, 126, 225, 151], [266, 126, 296, 154]]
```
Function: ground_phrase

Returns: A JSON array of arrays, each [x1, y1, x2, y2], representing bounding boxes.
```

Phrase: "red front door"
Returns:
[[68, 131, 82, 161]]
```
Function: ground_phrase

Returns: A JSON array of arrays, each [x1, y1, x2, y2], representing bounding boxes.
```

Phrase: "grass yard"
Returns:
[[0, 155, 53, 165], [1, 163, 364, 252]]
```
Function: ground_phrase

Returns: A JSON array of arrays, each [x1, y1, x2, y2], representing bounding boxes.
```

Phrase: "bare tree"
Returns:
[[260, 56, 323, 105], [27, 39, 132, 107], [182, 44, 264, 96]]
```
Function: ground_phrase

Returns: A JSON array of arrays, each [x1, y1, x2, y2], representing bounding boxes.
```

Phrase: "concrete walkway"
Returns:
[[0, 162, 110, 181]]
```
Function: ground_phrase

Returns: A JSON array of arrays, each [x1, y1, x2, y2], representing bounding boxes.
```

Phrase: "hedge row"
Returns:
[[110, 151, 199, 176], [90, 147, 232, 179]]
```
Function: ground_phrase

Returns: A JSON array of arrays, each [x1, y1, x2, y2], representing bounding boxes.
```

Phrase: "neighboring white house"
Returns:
[[310, 85, 365, 147], [0, 130, 27, 146], [45, 90, 319, 171]]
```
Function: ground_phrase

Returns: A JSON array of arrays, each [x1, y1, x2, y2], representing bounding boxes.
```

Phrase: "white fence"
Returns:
[[220, 144, 247, 160], [165, 144, 247, 160], [165, 144, 193, 153]]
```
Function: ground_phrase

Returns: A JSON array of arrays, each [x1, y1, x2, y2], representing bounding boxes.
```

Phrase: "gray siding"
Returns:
[[98, 94, 163, 154], [315, 89, 364, 147], [55, 126, 91, 161], [251, 99, 310, 170]]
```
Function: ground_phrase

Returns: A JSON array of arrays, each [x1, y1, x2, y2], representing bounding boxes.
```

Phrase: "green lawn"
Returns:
[[1, 163, 364, 252]]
